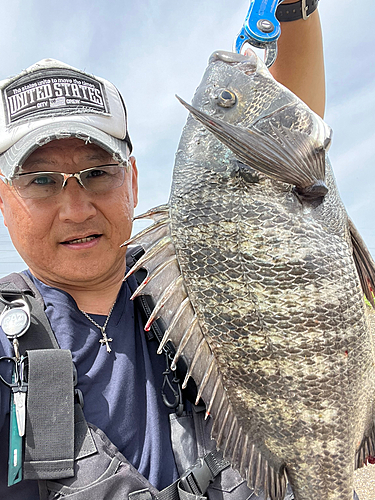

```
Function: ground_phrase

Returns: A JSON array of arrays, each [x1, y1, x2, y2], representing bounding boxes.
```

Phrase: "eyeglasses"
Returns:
[[4, 163, 129, 199]]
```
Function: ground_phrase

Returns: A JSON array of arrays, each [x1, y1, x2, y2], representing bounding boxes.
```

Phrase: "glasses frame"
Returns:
[[3, 161, 130, 199]]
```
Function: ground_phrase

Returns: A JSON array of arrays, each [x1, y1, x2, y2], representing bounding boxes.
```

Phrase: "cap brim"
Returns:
[[0, 121, 130, 179]]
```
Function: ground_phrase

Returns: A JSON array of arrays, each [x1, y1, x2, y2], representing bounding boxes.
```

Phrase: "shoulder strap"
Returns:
[[0, 272, 43, 301], [0, 272, 59, 352], [126, 246, 201, 407]]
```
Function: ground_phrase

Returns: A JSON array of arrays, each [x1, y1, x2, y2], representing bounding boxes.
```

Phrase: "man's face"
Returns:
[[0, 138, 138, 288]]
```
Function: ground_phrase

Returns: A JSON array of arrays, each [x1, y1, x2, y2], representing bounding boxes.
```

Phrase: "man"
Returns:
[[0, 2, 326, 499]]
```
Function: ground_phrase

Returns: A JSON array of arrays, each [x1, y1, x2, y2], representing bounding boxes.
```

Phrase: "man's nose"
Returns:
[[58, 177, 96, 223]]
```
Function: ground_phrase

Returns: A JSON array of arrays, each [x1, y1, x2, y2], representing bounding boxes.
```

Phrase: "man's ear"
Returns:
[[129, 156, 138, 208]]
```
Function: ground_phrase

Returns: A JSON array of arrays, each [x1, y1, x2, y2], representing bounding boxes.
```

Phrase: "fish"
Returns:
[[123, 50, 375, 500]]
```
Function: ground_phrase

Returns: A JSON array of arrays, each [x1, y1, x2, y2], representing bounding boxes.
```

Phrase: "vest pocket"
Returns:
[[42, 424, 158, 500], [207, 467, 257, 500]]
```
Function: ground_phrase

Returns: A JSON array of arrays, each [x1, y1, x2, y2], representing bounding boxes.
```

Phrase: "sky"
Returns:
[[0, 0, 374, 277]]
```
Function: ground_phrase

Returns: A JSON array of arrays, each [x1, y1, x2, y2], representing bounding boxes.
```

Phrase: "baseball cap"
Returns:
[[0, 58, 132, 179]]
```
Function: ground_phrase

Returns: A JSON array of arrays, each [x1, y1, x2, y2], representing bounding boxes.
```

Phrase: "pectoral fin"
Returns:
[[177, 96, 330, 200]]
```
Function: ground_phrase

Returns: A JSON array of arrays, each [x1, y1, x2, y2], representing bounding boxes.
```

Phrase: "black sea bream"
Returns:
[[124, 50, 375, 500]]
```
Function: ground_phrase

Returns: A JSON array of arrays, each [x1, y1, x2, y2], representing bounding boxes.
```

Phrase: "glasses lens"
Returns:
[[11, 164, 126, 199], [13, 172, 64, 199], [80, 165, 125, 193]]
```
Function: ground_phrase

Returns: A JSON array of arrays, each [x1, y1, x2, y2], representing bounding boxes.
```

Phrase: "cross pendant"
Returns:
[[99, 330, 113, 353]]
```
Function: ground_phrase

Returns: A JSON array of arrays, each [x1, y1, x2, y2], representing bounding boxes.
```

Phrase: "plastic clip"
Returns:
[[72, 363, 84, 408], [180, 457, 214, 496]]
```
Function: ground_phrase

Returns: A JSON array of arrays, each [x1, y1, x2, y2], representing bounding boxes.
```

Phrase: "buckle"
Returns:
[[180, 457, 213, 496], [302, 0, 308, 20]]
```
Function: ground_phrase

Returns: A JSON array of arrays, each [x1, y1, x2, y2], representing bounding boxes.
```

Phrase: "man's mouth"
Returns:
[[62, 234, 101, 245]]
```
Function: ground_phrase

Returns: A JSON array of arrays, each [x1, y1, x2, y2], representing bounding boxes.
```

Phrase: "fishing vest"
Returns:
[[0, 247, 294, 500]]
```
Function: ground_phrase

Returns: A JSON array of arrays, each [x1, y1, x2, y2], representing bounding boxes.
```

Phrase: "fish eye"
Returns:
[[217, 89, 237, 108]]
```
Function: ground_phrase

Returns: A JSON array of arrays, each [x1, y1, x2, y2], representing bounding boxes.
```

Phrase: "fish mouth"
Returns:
[[209, 50, 256, 64], [209, 50, 258, 75], [61, 234, 102, 245]]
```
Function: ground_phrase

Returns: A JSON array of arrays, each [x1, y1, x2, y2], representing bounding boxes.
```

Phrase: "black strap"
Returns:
[[24, 349, 75, 480], [276, 0, 319, 22]]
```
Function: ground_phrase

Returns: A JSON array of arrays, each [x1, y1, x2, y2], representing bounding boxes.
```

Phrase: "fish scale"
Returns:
[[125, 50, 375, 499]]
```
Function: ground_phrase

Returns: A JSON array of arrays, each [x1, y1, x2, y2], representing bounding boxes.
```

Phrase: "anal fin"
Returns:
[[356, 424, 375, 469], [349, 218, 375, 308]]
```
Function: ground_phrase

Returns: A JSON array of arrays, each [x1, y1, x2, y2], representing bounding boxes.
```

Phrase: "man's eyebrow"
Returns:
[[22, 159, 56, 169], [22, 153, 113, 170], [84, 152, 113, 162]]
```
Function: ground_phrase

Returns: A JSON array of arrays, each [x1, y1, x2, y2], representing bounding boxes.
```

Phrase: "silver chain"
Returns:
[[80, 302, 116, 353]]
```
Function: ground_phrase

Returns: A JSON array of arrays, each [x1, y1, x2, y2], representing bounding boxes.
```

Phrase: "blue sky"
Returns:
[[0, 0, 374, 276]]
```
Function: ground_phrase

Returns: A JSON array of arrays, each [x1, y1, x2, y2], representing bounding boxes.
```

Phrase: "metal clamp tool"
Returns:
[[0, 354, 29, 486], [0, 295, 31, 486], [233, 0, 283, 67]]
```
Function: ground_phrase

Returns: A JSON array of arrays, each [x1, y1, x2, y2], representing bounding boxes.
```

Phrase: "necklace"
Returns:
[[80, 302, 116, 353]]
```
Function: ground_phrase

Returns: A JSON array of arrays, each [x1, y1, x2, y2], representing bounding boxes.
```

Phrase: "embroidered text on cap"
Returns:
[[3, 68, 110, 127]]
